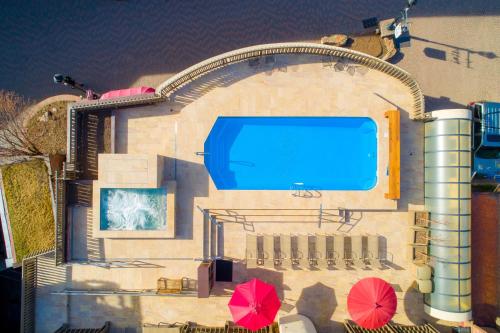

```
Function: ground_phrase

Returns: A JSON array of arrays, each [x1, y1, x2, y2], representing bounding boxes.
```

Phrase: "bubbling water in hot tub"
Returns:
[[102, 188, 167, 231]]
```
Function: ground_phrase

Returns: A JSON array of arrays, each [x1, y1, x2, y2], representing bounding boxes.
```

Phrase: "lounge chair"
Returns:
[[291, 236, 301, 267], [246, 234, 259, 268], [263, 235, 276, 268], [279, 234, 293, 269], [412, 246, 432, 265], [367, 235, 384, 269], [351, 235, 366, 269], [333, 234, 347, 269], [297, 234, 311, 269], [315, 234, 329, 269], [409, 210, 446, 229]]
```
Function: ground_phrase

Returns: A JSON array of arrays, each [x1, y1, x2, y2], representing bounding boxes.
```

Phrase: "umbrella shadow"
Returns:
[[211, 263, 289, 301], [296, 282, 338, 332]]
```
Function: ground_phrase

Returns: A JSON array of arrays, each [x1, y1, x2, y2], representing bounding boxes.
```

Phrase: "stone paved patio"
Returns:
[[39, 55, 430, 332]]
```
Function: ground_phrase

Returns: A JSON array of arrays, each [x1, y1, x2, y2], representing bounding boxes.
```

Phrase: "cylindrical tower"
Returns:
[[423, 109, 472, 321]]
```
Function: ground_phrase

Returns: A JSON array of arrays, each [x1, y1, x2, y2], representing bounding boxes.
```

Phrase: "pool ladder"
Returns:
[[195, 151, 210, 156], [291, 182, 305, 197]]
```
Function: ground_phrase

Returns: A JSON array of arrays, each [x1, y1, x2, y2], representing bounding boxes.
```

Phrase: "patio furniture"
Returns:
[[333, 234, 347, 269], [367, 235, 384, 269], [409, 210, 446, 229], [412, 246, 432, 265], [279, 234, 293, 269], [416, 279, 433, 293], [182, 278, 198, 291], [246, 234, 259, 268], [351, 235, 366, 269], [263, 235, 276, 268], [297, 235, 311, 269], [157, 278, 183, 294], [315, 234, 329, 269]]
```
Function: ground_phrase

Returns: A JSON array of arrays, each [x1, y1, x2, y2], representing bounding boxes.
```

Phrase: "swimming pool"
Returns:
[[204, 117, 377, 190], [100, 188, 167, 231]]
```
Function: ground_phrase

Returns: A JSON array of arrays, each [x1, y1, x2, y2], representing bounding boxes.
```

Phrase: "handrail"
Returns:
[[71, 93, 163, 111], [54, 170, 67, 266], [157, 42, 425, 120]]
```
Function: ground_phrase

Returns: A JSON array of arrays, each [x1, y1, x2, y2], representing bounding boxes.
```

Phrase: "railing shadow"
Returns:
[[170, 54, 329, 108], [412, 35, 497, 69]]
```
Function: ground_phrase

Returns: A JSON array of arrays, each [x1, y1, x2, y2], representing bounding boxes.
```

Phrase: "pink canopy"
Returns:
[[228, 278, 281, 331], [100, 86, 155, 100]]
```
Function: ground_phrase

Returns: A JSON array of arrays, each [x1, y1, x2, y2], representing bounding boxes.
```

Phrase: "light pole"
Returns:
[[53, 74, 100, 99], [390, 0, 417, 32]]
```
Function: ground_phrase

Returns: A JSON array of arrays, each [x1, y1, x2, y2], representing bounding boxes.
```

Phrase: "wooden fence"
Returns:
[[20, 249, 55, 333]]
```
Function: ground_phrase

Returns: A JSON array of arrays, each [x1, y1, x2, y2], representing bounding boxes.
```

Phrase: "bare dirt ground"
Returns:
[[0, 0, 498, 109]]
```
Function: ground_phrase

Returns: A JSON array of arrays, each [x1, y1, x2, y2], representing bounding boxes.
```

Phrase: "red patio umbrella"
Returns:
[[228, 278, 281, 331], [347, 277, 397, 329]]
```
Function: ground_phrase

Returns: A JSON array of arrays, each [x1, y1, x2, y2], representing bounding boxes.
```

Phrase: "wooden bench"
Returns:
[[384, 110, 400, 199], [157, 278, 183, 294]]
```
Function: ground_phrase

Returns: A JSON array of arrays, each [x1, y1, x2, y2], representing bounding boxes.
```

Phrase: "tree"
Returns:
[[0, 90, 42, 157]]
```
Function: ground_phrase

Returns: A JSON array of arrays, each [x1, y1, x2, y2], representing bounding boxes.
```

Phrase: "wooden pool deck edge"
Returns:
[[384, 110, 401, 200]]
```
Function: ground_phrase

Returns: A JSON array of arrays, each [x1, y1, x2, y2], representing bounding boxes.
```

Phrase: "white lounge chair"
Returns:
[[333, 234, 347, 269], [297, 235, 311, 269], [246, 234, 259, 268], [315, 234, 329, 269], [351, 235, 366, 269], [367, 235, 384, 269], [263, 234, 276, 268], [279, 234, 293, 269]]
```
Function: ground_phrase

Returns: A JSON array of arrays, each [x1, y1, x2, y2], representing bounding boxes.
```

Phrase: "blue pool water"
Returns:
[[100, 188, 167, 230], [204, 117, 377, 190]]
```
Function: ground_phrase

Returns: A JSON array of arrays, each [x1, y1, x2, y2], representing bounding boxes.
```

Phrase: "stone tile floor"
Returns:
[[38, 55, 432, 332]]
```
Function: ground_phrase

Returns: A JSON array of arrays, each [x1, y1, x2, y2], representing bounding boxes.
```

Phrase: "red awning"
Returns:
[[100, 86, 155, 100]]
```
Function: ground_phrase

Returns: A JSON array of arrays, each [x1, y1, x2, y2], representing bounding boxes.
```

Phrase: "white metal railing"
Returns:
[[157, 42, 425, 120]]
